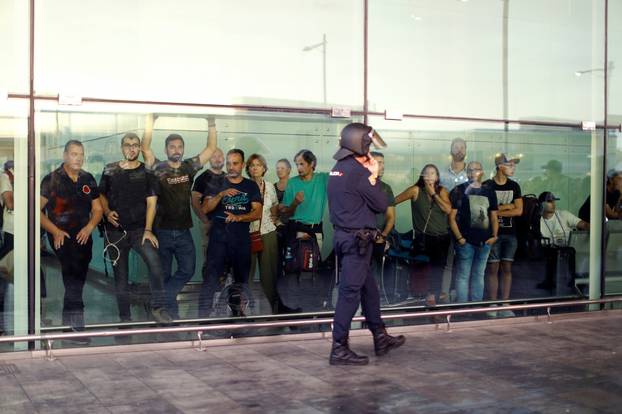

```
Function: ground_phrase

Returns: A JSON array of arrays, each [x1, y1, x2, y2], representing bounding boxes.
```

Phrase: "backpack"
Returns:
[[284, 236, 321, 274], [516, 194, 543, 258]]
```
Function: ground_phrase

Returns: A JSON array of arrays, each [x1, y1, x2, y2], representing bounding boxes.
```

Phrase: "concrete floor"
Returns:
[[0, 311, 621, 413]]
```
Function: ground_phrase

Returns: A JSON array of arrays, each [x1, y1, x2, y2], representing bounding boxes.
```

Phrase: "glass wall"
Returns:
[[368, 0, 605, 122], [0, 100, 29, 350], [605, 1, 622, 296], [0, 0, 617, 350], [34, 0, 364, 108]]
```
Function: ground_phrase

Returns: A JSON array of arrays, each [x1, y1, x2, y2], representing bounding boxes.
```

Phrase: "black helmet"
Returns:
[[333, 123, 386, 161]]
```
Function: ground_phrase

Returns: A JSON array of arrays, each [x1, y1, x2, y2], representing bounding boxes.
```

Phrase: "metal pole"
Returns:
[[27, 0, 36, 350], [600, 0, 609, 304], [322, 33, 327, 105], [363, 0, 368, 124]]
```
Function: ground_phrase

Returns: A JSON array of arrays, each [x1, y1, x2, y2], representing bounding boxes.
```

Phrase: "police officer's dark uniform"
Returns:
[[327, 123, 405, 365], [41, 164, 100, 331]]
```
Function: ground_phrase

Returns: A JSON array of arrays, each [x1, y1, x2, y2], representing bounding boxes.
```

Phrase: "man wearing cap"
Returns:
[[578, 168, 622, 222], [484, 154, 523, 318], [537, 191, 589, 291], [327, 122, 405, 366]]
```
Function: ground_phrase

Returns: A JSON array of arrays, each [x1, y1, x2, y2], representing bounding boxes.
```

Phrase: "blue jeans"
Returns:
[[157, 229, 196, 318], [454, 242, 491, 303]]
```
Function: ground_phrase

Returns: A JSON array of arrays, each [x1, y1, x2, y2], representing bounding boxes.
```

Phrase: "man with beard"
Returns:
[[191, 147, 226, 274], [198, 149, 262, 317], [438, 138, 468, 303], [99, 132, 172, 324], [142, 114, 217, 318], [40, 140, 103, 339]]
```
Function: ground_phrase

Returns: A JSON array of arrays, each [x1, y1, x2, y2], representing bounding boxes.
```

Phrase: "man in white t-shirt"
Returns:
[[537, 191, 589, 292], [539, 192, 589, 247]]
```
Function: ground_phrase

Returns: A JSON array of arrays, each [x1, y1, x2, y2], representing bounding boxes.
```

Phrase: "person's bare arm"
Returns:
[[191, 191, 209, 224], [225, 201, 262, 223], [40, 196, 70, 249], [433, 187, 452, 215], [2, 190, 13, 211], [449, 209, 466, 245], [203, 188, 240, 215], [394, 185, 418, 205], [142, 195, 159, 248], [486, 210, 499, 245], [75, 198, 103, 245], [197, 116, 217, 166], [279, 191, 304, 217], [141, 114, 157, 168], [498, 198, 523, 217], [382, 206, 395, 238], [99, 193, 120, 227], [577, 220, 590, 230]]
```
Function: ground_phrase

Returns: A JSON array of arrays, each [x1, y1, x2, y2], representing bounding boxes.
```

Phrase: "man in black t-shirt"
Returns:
[[483, 154, 523, 317], [449, 161, 498, 303], [198, 149, 262, 317], [370, 152, 395, 273], [191, 148, 226, 274], [99, 132, 172, 325], [40, 140, 103, 335], [578, 168, 622, 222], [141, 114, 217, 318]]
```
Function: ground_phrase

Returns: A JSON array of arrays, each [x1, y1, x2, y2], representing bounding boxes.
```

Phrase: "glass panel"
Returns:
[[34, 0, 363, 109], [0, 0, 29, 93], [608, 0, 622, 127], [605, 129, 622, 296], [36, 100, 360, 347], [0, 99, 29, 351], [368, 0, 604, 122], [367, 116, 593, 321]]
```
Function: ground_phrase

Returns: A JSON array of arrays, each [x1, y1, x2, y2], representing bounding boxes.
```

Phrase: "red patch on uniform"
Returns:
[[82, 185, 91, 195]]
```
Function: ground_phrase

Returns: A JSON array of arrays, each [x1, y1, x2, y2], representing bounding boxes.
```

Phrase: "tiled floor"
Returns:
[[0, 311, 621, 413]]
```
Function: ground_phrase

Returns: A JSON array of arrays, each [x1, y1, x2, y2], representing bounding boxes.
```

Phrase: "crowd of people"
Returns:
[[33, 116, 622, 336]]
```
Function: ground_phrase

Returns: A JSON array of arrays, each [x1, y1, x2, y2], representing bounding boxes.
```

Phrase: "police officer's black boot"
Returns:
[[372, 327, 405, 356], [329, 338, 369, 366]]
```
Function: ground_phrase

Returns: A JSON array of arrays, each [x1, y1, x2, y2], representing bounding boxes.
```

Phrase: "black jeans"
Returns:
[[106, 227, 167, 321], [50, 235, 92, 328], [199, 227, 251, 317]]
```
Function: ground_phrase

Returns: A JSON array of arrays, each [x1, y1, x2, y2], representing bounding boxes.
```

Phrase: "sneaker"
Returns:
[[498, 307, 515, 318], [66, 327, 91, 345], [486, 304, 499, 318], [152, 308, 174, 325]]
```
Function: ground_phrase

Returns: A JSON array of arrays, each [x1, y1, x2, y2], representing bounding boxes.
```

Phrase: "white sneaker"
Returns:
[[486, 304, 499, 318], [498, 307, 515, 318]]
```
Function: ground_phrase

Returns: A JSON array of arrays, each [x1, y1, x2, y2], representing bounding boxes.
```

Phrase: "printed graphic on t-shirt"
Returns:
[[468, 195, 490, 230], [495, 190, 514, 228], [223, 192, 250, 213], [166, 175, 190, 185]]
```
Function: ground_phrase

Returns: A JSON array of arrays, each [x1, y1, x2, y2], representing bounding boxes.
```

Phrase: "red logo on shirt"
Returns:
[[82, 185, 91, 195]]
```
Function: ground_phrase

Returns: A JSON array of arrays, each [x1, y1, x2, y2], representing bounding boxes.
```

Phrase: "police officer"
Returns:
[[327, 123, 405, 365]]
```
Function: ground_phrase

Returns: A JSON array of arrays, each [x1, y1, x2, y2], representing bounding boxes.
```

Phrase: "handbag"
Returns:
[[412, 204, 433, 261], [250, 230, 263, 253], [250, 181, 266, 254]]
